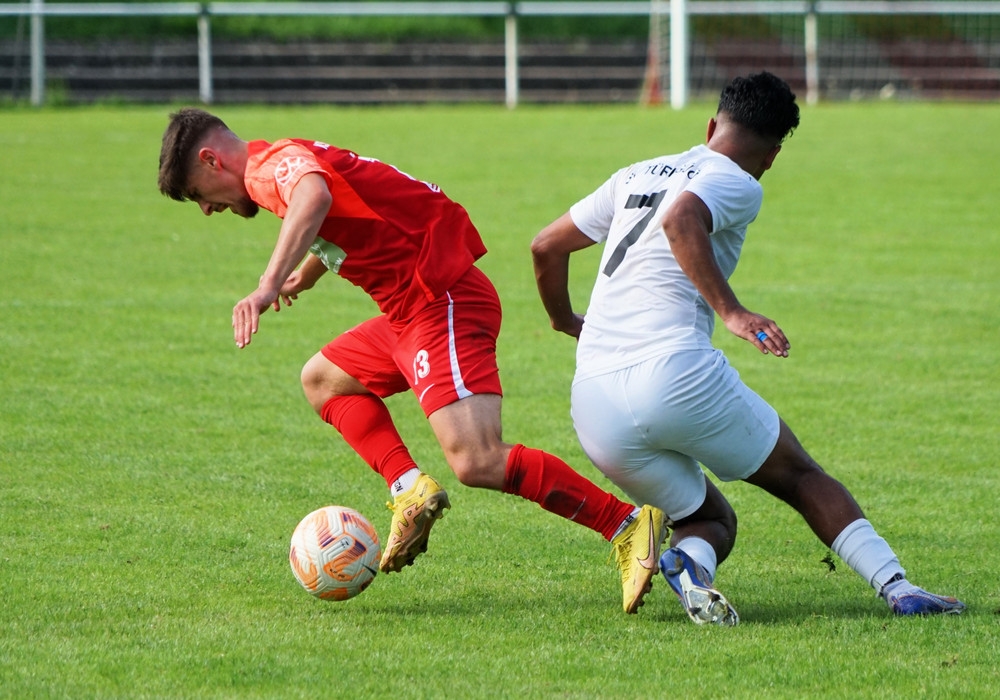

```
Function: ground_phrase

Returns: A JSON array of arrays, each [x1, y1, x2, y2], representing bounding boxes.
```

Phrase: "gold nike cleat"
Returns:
[[611, 504, 667, 614], [379, 473, 451, 574]]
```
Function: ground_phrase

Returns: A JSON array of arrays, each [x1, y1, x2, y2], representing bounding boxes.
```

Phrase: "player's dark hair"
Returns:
[[157, 108, 229, 201], [717, 72, 800, 144]]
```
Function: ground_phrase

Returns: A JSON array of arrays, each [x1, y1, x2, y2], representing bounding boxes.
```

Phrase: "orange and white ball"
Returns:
[[289, 505, 381, 601]]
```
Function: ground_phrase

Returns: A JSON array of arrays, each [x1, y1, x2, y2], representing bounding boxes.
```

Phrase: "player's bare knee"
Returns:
[[300, 353, 367, 412], [445, 448, 506, 490], [695, 494, 737, 537], [300, 354, 355, 414], [721, 506, 738, 538], [448, 459, 480, 487], [445, 454, 482, 487], [300, 358, 327, 413], [699, 479, 737, 531], [300, 354, 323, 388]]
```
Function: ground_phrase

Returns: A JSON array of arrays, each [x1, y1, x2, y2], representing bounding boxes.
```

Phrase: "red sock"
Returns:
[[502, 444, 634, 541], [320, 395, 418, 488]]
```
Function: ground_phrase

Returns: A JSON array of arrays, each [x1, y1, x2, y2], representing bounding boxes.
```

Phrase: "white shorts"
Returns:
[[571, 349, 779, 521]]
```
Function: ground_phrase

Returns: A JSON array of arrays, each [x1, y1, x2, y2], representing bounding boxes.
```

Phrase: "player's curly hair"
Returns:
[[157, 108, 229, 201], [717, 72, 800, 144]]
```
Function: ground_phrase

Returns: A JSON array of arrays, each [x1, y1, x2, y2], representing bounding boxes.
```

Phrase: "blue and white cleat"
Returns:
[[882, 576, 965, 616], [660, 547, 739, 626]]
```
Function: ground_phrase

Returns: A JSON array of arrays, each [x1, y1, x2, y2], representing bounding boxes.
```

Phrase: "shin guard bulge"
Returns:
[[503, 444, 635, 541], [320, 394, 418, 487]]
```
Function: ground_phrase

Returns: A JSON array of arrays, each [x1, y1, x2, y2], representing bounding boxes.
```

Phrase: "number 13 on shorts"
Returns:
[[413, 349, 431, 383]]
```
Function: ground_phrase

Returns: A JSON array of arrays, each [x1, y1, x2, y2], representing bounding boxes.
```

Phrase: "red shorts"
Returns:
[[321, 266, 503, 417]]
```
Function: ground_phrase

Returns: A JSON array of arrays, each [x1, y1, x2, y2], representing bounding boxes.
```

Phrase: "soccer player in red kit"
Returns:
[[158, 108, 665, 613]]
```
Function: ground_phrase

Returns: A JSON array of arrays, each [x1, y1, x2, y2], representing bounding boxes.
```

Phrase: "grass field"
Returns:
[[1, 101, 998, 698]]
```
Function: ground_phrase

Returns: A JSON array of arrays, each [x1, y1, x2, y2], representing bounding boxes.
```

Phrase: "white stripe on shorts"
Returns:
[[446, 291, 473, 400]]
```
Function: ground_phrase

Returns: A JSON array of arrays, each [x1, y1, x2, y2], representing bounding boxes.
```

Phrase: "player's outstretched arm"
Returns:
[[233, 173, 332, 349], [531, 212, 595, 339], [662, 192, 789, 358]]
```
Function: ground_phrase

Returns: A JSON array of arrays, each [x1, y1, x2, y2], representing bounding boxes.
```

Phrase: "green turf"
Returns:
[[1, 102, 998, 698]]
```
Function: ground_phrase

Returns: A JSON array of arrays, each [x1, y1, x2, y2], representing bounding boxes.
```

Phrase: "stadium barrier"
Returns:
[[2, 1, 999, 106]]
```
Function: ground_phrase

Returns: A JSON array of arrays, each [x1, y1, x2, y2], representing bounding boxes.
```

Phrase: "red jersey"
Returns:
[[245, 139, 487, 322]]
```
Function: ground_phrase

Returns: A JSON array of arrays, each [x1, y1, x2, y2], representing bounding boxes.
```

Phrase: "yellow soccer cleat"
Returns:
[[379, 473, 451, 574], [611, 504, 667, 614]]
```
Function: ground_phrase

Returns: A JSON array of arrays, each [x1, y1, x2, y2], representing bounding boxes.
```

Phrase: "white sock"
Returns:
[[879, 573, 912, 599], [675, 536, 718, 583], [390, 468, 421, 497], [612, 507, 642, 540], [830, 518, 905, 592]]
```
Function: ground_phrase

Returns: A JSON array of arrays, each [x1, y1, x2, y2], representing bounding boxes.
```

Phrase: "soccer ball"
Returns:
[[289, 505, 381, 601]]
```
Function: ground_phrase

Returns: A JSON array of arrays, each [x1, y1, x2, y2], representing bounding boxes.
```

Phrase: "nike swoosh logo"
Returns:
[[418, 384, 436, 404], [635, 516, 657, 571]]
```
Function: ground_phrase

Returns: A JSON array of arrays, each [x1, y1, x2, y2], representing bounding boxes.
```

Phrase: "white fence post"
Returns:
[[198, 4, 213, 104], [669, 0, 688, 109], [805, 0, 819, 105], [29, 0, 44, 105], [505, 5, 518, 109]]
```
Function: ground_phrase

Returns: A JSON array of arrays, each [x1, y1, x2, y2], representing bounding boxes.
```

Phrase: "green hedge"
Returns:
[[2, 0, 995, 43], [0, 1, 648, 41]]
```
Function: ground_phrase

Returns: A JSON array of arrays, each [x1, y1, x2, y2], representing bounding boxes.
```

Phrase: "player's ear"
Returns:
[[197, 147, 220, 169], [762, 144, 782, 172], [706, 118, 718, 142]]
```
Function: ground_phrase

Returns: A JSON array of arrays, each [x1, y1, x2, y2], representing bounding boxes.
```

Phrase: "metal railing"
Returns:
[[3, 1, 1000, 107]]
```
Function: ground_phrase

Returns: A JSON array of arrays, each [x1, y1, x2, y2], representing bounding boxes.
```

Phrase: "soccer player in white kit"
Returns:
[[531, 72, 964, 624]]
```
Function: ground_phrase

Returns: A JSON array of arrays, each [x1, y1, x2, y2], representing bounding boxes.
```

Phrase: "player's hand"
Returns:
[[553, 313, 585, 340], [272, 269, 315, 311], [269, 273, 298, 312], [271, 292, 296, 312], [724, 310, 790, 358], [232, 287, 279, 349]]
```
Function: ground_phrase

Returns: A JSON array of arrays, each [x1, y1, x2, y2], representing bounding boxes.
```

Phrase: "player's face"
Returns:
[[186, 167, 259, 219]]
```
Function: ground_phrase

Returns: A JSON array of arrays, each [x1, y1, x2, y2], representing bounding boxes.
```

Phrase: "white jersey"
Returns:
[[569, 144, 763, 381]]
